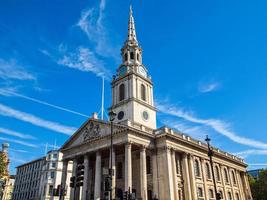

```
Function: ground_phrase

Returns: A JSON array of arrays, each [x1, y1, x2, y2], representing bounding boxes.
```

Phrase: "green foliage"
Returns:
[[250, 169, 267, 200]]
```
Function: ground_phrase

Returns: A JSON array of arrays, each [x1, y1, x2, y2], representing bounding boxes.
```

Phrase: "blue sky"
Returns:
[[1, 0, 267, 174]]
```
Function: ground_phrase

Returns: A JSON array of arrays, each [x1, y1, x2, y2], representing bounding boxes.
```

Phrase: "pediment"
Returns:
[[61, 119, 127, 150]]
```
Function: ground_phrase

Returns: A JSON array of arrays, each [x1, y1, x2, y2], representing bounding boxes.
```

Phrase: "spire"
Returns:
[[127, 5, 138, 43]]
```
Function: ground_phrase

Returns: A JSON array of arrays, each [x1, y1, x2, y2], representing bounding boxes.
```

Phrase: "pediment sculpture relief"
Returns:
[[83, 122, 101, 141]]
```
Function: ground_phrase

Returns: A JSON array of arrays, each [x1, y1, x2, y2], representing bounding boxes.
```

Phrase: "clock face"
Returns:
[[142, 111, 149, 121], [118, 111, 125, 120], [138, 66, 147, 78], [119, 66, 127, 77]]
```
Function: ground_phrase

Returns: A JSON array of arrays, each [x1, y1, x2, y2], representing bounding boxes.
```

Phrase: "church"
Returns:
[[60, 6, 252, 200]]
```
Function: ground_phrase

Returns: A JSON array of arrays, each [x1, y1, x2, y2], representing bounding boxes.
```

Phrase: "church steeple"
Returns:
[[127, 5, 138, 44], [110, 5, 157, 130]]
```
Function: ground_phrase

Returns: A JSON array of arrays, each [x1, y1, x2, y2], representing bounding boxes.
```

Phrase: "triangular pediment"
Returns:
[[61, 119, 127, 150]]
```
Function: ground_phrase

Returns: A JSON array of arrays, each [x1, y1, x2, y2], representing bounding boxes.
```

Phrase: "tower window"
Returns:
[[124, 53, 128, 61], [141, 84, 146, 101], [119, 84, 125, 101], [137, 53, 140, 61], [130, 52, 134, 60]]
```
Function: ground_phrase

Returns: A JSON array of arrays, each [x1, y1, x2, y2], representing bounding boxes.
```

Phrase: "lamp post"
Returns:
[[205, 135, 221, 200], [109, 110, 116, 200]]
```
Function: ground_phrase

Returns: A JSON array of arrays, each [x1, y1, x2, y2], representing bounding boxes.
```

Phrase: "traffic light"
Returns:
[[76, 164, 85, 187], [70, 176, 76, 188], [123, 191, 128, 200]]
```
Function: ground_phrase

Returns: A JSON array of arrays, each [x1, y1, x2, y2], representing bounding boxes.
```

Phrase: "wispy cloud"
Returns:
[[0, 127, 36, 140], [57, 46, 111, 79], [198, 81, 220, 93], [0, 103, 77, 135], [9, 148, 29, 153], [0, 88, 89, 118], [0, 136, 38, 148], [10, 157, 28, 164], [0, 58, 36, 81], [77, 0, 118, 58], [157, 101, 267, 149], [233, 149, 267, 158], [248, 163, 267, 166]]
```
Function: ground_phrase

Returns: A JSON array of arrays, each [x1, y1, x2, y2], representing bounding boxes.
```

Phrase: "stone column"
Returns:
[[125, 143, 132, 192], [171, 150, 179, 200], [166, 147, 175, 200], [152, 151, 159, 199], [236, 171, 245, 200], [140, 146, 147, 200], [181, 153, 192, 200], [188, 155, 197, 200], [200, 158, 209, 200], [82, 155, 89, 200], [70, 159, 77, 200], [94, 151, 101, 200], [109, 148, 116, 199], [60, 160, 68, 200], [241, 172, 252, 199]]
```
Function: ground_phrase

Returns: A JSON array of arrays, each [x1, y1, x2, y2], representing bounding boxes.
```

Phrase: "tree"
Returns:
[[249, 169, 267, 200]]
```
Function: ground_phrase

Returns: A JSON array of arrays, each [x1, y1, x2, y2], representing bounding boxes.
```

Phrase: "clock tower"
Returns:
[[110, 6, 156, 130]]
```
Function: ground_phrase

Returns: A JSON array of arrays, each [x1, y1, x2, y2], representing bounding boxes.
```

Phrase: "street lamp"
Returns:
[[109, 110, 116, 200], [205, 135, 221, 200]]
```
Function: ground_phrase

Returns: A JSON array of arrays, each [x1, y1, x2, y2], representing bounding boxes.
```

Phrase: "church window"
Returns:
[[219, 191, 223, 199], [137, 53, 140, 61], [146, 156, 151, 174], [231, 171, 237, 184], [194, 159, 201, 177], [197, 187, 203, 197], [205, 163, 211, 179], [224, 168, 229, 183], [141, 84, 146, 101], [227, 192, 232, 200], [124, 53, 128, 61], [130, 52, 134, 59], [119, 84, 125, 101], [209, 189, 214, 199], [215, 166, 220, 181]]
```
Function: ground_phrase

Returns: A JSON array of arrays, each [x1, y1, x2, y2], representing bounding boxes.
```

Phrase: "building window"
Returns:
[[130, 52, 134, 60], [124, 53, 128, 61], [209, 189, 214, 199], [141, 84, 146, 101], [53, 153, 57, 158], [219, 191, 223, 199], [224, 168, 229, 183], [215, 166, 220, 181], [176, 156, 181, 175], [119, 84, 125, 101], [197, 187, 204, 198], [48, 185, 53, 196], [235, 193, 240, 200], [227, 192, 232, 200], [51, 162, 56, 168], [194, 159, 201, 177], [206, 163, 211, 179], [50, 171, 55, 179], [146, 156, 151, 174], [148, 190, 153, 200], [137, 53, 140, 61], [231, 171, 237, 184], [117, 162, 123, 179]]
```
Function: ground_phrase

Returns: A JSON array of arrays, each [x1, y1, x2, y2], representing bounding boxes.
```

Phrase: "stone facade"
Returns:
[[59, 5, 252, 200]]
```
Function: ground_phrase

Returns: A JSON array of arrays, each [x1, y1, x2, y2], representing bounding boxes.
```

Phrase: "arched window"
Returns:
[[194, 159, 201, 177], [130, 52, 134, 60], [224, 168, 229, 183], [231, 171, 237, 184], [119, 84, 125, 101], [141, 84, 146, 101], [206, 163, 211, 179], [209, 189, 214, 199], [219, 191, 223, 199], [215, 166, 221, 181], [235, 193, 240, 200], [227, 192, 232, 200], [124, 53, 128, 61], [197, 187, 203, 197]]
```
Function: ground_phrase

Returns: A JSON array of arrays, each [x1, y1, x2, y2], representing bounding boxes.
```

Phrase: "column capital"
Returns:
[[164, 145, 172, 152]]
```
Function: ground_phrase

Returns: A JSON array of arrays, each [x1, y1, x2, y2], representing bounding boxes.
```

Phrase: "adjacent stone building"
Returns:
[[59, 6, 252, 200]]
